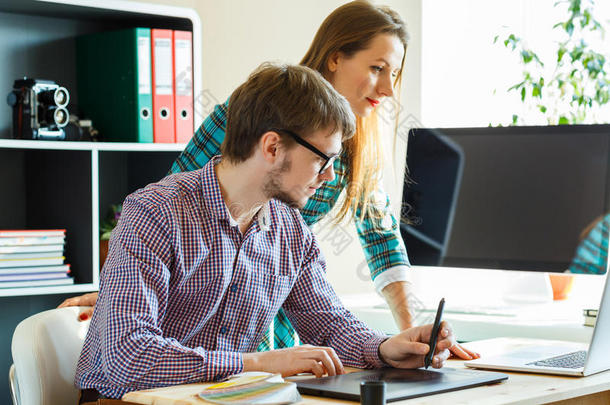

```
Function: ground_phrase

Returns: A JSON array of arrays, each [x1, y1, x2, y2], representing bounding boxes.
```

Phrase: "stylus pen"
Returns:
[[424, 297, 445, 369]]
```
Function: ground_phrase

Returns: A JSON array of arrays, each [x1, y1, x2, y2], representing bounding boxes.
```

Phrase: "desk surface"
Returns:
[[122, 339, 610, 405], [341, 270, 604, 343]]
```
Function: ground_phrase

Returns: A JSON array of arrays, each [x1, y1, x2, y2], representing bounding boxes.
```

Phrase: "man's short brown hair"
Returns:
[[222, 63, 355, 163]]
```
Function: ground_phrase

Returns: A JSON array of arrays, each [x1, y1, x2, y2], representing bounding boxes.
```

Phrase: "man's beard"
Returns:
[[262, 156, 306, 209]]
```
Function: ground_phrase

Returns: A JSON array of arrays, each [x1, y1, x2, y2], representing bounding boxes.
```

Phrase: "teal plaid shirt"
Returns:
[[569, 214, 609, 274], [169, 100, 410, 349]]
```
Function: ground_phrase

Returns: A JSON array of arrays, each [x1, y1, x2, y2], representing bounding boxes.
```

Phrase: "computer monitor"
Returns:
[[402, 124, 610, 274]]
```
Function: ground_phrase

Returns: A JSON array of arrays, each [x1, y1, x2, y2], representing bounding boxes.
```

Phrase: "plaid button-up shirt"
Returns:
[[170, 100, 410, 292], [569, 213, 610, 274], [75, 157, 387, 399]]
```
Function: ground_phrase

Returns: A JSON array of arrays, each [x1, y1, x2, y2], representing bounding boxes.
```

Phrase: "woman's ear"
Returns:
[[327, 51, 341, 73]]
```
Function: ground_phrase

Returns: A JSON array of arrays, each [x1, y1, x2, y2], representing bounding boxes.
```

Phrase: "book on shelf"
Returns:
[[0, 251, 64, 260], [0, 264, 70, 275], [0, 236, 65, 246], [0, 278, 75, 289], [0, 229, 66, 246], [0, 229, 65, 238], [0, 272, 71, 282], [0, 244, 64, 254], [0, 256, 65, 268]]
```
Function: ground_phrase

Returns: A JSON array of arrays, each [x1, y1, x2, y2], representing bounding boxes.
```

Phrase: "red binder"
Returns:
[[173, 30, 194, 144], [151, 29, 174, 143]]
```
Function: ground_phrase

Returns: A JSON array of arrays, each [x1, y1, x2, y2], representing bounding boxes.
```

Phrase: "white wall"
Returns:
[[133, 0, 423, 295]]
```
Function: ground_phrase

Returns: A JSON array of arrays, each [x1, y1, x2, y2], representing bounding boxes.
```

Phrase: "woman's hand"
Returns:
[[58, 292, 98, 321], [450, 343, 480, 360]]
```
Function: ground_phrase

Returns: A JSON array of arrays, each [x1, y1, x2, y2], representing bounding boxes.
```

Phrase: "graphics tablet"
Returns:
[[295, 367, 508, 402]]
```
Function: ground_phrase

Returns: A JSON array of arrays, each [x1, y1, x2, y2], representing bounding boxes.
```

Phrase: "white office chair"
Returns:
[[10, 306, 91, 405]]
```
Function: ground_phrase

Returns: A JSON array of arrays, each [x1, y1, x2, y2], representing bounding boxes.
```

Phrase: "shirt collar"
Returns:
[[201, 156, 271, 232]]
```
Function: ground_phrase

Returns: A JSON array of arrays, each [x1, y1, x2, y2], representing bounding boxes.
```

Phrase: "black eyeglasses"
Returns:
[[270, 128, 339, 174]]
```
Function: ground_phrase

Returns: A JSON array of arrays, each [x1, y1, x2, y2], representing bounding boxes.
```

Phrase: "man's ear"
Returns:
[[259, 130, 283, 165]]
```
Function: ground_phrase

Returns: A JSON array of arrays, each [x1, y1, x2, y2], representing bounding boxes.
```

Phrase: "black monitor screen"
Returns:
[[402, 125, 610, 274]]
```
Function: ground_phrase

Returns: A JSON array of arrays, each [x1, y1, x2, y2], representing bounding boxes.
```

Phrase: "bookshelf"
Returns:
[[0, 0, 202, 296]]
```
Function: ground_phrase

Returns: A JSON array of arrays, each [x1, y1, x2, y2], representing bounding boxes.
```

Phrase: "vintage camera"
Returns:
[[6, 78, 70, 140]]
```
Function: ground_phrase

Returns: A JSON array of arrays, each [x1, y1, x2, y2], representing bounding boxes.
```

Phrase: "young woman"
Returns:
[[60, 0, 478, 360]]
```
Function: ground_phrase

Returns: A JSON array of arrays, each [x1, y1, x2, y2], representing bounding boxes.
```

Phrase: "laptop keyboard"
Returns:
[[527, 350, 587, 369]]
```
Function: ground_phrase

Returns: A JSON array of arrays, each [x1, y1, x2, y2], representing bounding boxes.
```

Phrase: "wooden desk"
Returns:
[[122, 343, 610, 405], [121, 366, 610, 405]]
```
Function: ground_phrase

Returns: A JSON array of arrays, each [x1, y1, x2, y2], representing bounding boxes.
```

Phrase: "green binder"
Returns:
[[76, 28, 153, 143]]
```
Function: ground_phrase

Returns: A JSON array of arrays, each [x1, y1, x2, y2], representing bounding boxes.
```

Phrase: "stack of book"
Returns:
[[0, 229, 74, 288]]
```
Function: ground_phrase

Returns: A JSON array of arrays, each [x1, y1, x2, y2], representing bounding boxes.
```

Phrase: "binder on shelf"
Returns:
[[151, 28, 175, 143], [76, 28, 154, 143], [173, 30, 194, 143]]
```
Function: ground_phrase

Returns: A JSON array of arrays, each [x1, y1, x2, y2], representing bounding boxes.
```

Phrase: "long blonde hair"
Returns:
[[300, 0, 409, 222]]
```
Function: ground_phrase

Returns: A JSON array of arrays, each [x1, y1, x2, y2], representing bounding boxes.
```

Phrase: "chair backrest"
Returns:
[[11, 306, 91, 405], [9, 364, 18, 405]]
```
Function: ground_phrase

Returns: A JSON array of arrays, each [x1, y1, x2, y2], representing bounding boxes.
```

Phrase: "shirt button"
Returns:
[[220, 326, 227, 334], [230, 284, 238, 292]]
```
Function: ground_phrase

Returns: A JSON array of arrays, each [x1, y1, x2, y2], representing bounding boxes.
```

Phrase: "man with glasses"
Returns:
[[271, 128, 339, 174], [75, 63, 456, 402]]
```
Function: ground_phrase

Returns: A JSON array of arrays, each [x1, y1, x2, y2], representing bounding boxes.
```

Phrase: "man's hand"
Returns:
[[380, 282, 480, 361], [242, 345, 345, 378], [58, 292, 98, 321], [378, 321, 454, 369]]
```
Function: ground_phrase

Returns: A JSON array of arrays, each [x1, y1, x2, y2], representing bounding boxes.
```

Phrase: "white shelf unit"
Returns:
[[0, 0, 202, 297], [0, 140, 185, 297]]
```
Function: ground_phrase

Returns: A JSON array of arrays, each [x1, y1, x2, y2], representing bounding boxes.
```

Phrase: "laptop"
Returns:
[[465, 273, 610, 377], [295, 367, 508, 402]]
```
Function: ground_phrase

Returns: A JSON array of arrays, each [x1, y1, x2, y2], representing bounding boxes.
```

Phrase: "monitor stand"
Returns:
[[502, 272, 554, 304]]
